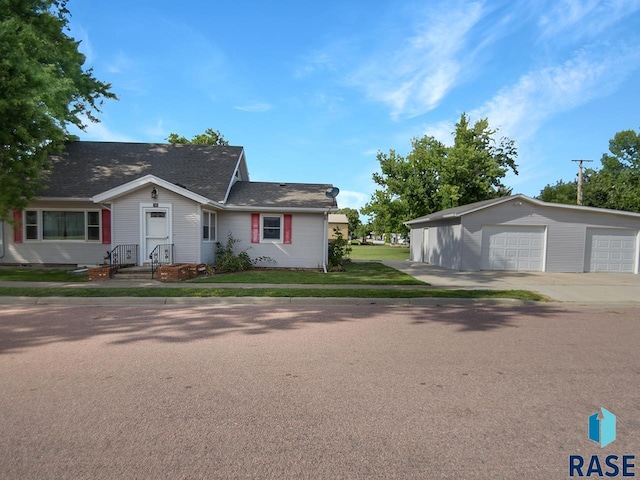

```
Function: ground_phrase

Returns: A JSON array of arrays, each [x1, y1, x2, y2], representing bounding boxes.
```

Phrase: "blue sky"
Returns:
[[67, 0, 640, 211]]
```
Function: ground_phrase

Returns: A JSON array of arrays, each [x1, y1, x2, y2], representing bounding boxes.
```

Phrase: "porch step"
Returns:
[[112, 266, 153, 280]]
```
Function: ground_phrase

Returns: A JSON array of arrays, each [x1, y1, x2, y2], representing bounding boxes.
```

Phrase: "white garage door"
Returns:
[[585, 228, 637, 273], [481, 226, 545, 271]]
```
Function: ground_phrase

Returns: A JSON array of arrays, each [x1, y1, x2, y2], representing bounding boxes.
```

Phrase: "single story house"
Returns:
[[405, 194, 640, 274], [328, 213, 349, 240], [1, 142, 339, 269]]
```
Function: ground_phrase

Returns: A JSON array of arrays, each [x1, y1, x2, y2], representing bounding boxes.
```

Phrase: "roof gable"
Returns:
[[42, 141, 245, 201]]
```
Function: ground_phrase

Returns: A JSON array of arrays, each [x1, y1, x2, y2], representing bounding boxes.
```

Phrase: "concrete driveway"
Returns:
[[383, 261, 640, 304]]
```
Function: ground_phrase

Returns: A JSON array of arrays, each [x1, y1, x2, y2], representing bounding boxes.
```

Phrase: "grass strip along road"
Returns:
[[0, 261, 548, 301], [0, 286, 545, 301]]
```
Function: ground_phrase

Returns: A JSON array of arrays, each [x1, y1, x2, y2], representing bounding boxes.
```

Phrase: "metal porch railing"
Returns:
[[149, 244, 174, 279], [108, 244, 139, 269]]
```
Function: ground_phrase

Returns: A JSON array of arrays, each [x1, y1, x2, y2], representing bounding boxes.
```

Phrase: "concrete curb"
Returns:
[[0, 295, 537, 307]]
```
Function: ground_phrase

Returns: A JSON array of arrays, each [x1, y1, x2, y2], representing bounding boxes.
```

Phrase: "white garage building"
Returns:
[[405, 194, 640, 274]]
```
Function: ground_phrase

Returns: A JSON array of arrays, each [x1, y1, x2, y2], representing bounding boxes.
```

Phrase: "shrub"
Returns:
[[328, 227, 351, 270], [215, 233, 273, 273]]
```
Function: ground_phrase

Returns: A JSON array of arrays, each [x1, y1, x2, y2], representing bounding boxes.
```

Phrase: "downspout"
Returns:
[[323, 210, 328, 273]]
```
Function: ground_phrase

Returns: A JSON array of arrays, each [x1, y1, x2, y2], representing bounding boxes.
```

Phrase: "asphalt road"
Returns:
[[1, 304, 639, 479]]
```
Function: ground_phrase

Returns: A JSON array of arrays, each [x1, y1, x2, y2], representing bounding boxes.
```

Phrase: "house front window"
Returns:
[[202, 210, 217, 242], [25, 210, 101, 241]]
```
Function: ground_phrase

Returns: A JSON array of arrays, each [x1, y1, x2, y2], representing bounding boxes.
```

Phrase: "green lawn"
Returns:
[[0, 268, 88, 282], [0, 286, 547, 301], [191, 262, 424, 285], [349, 244, 410, 261]]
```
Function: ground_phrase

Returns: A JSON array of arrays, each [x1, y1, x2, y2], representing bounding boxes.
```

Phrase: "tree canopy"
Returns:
[[361, 113, 518, 234], [335, 207, 361, 239], [166, 128, 229, 146], [537, 128, 640, 212], [538, 179, 578, 205], [0, 0, 117, 220]]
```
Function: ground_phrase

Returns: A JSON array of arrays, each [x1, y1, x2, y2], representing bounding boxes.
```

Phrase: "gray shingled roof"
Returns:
[[40, 141, 244, 200], [404, 195, 518, 224], [226, 181, 336, 209]]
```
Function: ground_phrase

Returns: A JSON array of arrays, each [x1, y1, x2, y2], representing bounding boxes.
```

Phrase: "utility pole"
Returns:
[[572, 159, 593, 205]]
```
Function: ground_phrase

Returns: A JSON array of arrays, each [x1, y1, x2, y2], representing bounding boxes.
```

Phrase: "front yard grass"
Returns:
[[0, 268, 88, 282], [349, 244, 410, 261], [191, 262, 424, 285]]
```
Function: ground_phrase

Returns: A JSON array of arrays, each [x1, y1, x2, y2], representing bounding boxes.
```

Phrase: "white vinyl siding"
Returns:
[[113, 186, 201, 265], [3, 201, 107, 265], [218, 212, 325, 268], [585, 228, 638, 273], [409, 221, 462, 269], [409, 197, 640, 273]]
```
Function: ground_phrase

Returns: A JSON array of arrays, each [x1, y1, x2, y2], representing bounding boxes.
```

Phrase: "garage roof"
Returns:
[[405, 194, 640, 225]]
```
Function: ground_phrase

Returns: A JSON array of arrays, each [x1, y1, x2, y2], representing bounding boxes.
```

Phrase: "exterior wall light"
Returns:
[[151, 188, 158, 199]]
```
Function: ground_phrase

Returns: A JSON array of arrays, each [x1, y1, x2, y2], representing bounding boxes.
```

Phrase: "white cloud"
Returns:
[[143, 118, 166, 140], [349, 2, 484, 119], [70, 118, 134, 142], [106, 52, 134, 74], [234, 103, 274, 113], [538, 0, 640, 39], [336, 190, 369, 210], [469, 45, 640, 142]]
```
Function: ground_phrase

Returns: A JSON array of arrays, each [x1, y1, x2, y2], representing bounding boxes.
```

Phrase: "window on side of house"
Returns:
[[87, 211, 100, 241], [202, 211, 217, 242], [262, 215, 282, 241], [26, 210, 101, 241], [25, 210, 39, 240]]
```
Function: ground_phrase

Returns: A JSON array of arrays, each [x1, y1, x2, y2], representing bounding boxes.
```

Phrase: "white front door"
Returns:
[[143, 208, 170, 263]]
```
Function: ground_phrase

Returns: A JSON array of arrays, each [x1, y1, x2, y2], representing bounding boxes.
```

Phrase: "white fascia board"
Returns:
[[221, 148, 247, 204], [34, 197, 94, 202], [91, 174, 223, 207], [224, 205, 335, 213]]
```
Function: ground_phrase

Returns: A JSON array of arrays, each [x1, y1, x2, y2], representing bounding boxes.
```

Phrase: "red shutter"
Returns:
[[251, 213, 260, 243], [13, 210, 23, 243], [101, 209, 111, 244], [284, 214, 292, 244]]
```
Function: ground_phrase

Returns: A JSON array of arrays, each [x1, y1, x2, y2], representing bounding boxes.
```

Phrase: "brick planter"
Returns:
[[188, 264, 207, 278], [157, 264, 191, 281], [88, 265, 117, 281]]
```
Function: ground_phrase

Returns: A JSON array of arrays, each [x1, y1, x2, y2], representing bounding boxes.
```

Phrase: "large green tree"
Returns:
[[0, 0, 116, 220], [538, 179, 578, 205], [362, 113, 518, 234], [583, 129, 640, 212], [166, 128, 229, 146], [537, 128, 640, 212]]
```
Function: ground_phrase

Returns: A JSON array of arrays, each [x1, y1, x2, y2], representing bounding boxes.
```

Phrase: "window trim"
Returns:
[[261, 214, 283, 243], [202, 210, 217, 242], [23, 209, 102, 243]]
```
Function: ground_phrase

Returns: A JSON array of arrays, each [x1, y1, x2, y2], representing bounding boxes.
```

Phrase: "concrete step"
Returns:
[[113, 266, 153, 280]]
